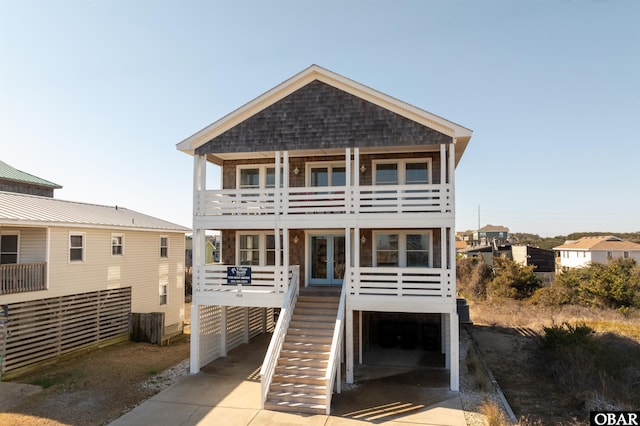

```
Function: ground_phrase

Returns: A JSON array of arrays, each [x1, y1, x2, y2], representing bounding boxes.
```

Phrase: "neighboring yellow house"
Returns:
[[0, 162, 189, 376]]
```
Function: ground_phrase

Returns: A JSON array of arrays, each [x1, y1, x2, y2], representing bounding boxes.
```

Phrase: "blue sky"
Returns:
[[1, 0, 638, 237]]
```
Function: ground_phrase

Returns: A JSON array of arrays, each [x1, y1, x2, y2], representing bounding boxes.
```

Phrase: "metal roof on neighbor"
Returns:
[[0, 191, 189, 232], [0, 160, 62, 189]]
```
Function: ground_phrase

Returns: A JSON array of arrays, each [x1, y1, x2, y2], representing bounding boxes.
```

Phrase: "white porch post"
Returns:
[[275, 151, 281, 217], [283, 226, 289, 294], [450, 311, 460, 391], [244, 307, 250, 344], [346, 305, 354, 384], [189, 303, 200, 374], [190, 154, 207, 374], [345, 225, 354, 384], [221, 306, 228, 357], [440, 143, 446, 186]]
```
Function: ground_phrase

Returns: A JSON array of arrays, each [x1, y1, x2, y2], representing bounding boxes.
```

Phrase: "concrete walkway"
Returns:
[[111, 334, 467, 426]]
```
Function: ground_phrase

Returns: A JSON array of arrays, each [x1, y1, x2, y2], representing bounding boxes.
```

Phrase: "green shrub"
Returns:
[[488, 257, 542, 300]]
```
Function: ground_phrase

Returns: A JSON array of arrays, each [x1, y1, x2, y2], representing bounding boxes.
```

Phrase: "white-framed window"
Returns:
[[0, 232, 19, 264], [159, 283, 167, 305], [607, 251, 613, 258], [160, 236, 169, 258], [111, 234, 124, 256], [306, 161, 348, 187], [372, 230, 433, 267], [237, 165, 284, 189], [373, 158, 432, 185], [237, 232, 284, 266], [69, 233, 85, 263]]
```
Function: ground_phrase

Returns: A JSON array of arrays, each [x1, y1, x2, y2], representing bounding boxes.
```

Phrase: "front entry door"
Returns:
[[309, 235, 345, 285]]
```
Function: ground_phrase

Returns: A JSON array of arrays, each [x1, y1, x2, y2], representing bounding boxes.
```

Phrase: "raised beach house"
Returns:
[[177, 65, 473, 414]]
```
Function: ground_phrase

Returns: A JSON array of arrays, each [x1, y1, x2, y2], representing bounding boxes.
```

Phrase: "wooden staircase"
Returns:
[[264, 287, 341, 414]]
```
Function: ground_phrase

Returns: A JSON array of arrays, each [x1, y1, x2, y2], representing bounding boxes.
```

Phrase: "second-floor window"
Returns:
[[307, 163, 346, 187], [238, 165, 283, 189], [70, 233, 85, 262], [112, 234, 124, 256], [373, 159, 432, 185], [160, 237, 169, 258]]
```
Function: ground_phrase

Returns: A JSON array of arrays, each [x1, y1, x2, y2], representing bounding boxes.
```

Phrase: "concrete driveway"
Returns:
[[110, 333, 466, 426]]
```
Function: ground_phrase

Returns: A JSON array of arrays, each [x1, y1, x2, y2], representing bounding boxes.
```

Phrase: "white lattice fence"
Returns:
[[196, 305, 274, 370], [198, 305, 222, 367]]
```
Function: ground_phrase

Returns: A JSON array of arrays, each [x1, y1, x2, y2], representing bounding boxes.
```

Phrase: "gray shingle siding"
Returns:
[[195, 80, 452, 155]]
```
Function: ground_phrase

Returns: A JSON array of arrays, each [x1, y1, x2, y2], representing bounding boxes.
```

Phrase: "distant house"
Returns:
[[553, 236, 640, 271], [0, 160, 62, 197], [473, 224, 509, 247], [511, 245, 555, 285], [0, 166, 189, 377]]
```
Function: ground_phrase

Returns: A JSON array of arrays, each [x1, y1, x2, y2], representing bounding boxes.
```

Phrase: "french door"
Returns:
[[309, 234, 345, 285]]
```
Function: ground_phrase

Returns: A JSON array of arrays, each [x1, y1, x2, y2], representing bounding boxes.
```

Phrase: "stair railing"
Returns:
[[324, 280, 347, 414], [259, 266, 299, 407]]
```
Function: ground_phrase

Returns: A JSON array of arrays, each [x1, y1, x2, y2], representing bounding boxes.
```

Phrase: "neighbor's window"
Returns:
[[160, 237, 169, 258], [111, 234, 124, 256], [70, 233, 85, 262], [624, 251, 629, 259], [239, 234, 260, 265], [607, 251, 613, 258], [0, 234, 19, 264], [159, 283, 167, 305]]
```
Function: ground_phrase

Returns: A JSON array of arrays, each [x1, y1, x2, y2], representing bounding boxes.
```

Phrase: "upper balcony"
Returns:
[[195, 182, 452, 228]]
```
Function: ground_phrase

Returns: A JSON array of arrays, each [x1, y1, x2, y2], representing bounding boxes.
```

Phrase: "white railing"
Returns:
[[260, 266, 300, 407], [354, 184, 449, 214], [203, 188, 277, 216], [350, 266, 451, 298], [324, 281, 347, 414], [0, 263, 47, 295], [286, 186, 348, 214], [201, 183, 451, 217], [199, 265, 291, 294]]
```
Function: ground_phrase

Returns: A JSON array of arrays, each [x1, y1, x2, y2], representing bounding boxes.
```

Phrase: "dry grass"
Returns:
[[479, 399, 508, 426], [465, 346, 490, 391], [469, 300, 640, 341]]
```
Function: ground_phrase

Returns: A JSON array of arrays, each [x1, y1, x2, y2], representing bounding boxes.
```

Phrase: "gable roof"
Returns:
[[0, 160, 62, 189], [553, 236, 640, 251], [478, 224, 509, 233], [177, 65, 472, 164], [0, 191, 189, 232]]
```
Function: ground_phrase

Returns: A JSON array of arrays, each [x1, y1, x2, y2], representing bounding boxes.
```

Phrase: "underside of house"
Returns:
[[178, 65, 472, 414]]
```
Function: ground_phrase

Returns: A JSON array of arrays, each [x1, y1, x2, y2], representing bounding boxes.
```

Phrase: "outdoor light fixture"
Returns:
[[360, 164, 366, 173], [293, 235, 299, 244], [293, 167, 299, 175], [360, 235, 367, 244]]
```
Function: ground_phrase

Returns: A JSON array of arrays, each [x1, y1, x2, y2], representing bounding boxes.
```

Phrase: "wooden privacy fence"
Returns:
[[1, 287, 131, 378], [130, 312, 164, 345]]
